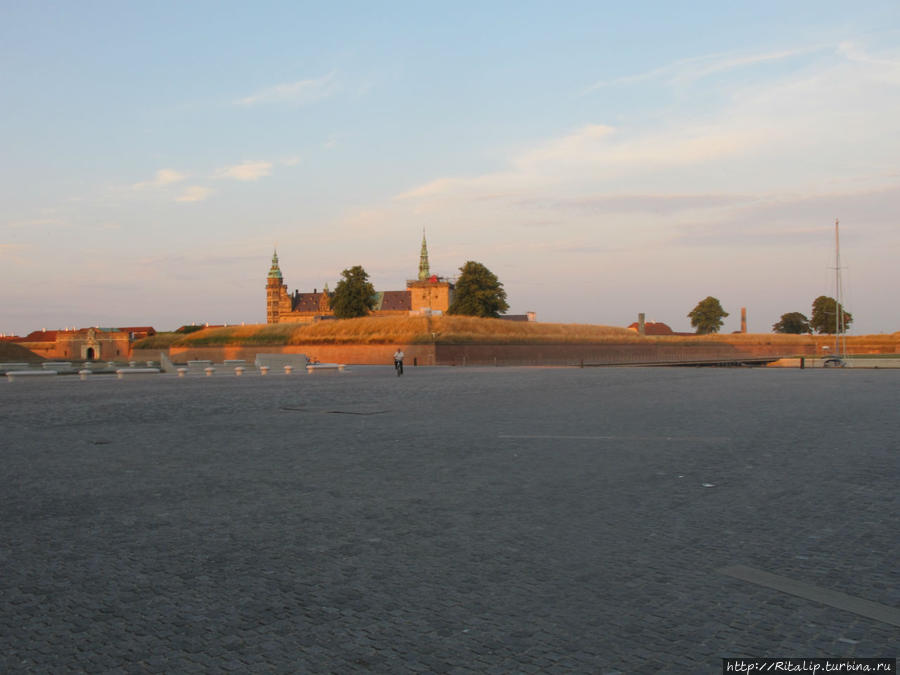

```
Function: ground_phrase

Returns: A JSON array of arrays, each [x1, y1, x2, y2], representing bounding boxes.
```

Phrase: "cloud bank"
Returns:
[[235, 73, 337, 106]]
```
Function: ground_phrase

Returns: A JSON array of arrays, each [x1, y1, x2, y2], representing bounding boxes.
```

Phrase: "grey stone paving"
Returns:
[[1, 366, 897, 673]]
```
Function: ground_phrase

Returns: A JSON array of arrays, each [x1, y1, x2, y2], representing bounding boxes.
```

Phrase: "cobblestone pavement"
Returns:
[[1, 366, 897, 673]]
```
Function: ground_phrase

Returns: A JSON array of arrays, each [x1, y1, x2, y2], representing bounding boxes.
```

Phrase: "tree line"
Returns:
[[687, 296, 853, 334], [329, 261, 508, 319]]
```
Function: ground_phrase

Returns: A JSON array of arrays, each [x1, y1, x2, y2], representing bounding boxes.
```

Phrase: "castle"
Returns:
[[266, 232, 455, 324]]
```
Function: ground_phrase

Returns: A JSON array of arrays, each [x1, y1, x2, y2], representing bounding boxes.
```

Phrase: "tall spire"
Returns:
[[268, 249, 282, 279], [418, 229, 431, 281]]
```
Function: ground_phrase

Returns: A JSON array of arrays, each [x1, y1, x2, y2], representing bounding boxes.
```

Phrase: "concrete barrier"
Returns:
[[306, 364, 346, 373]]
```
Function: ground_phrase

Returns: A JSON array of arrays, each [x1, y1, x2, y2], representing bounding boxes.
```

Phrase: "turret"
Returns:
[[418, 229, 430, 281], [266, 249, 285, 323]]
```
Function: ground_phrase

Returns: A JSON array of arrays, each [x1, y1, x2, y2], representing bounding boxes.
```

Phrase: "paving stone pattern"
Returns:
[[1, 367, 898, 673]]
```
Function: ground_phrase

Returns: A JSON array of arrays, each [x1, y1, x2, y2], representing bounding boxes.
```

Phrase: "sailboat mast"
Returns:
[[834, 218, 844, 356]]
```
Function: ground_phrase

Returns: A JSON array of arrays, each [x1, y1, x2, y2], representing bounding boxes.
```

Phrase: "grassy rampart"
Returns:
[[131, 317, 900, 353]]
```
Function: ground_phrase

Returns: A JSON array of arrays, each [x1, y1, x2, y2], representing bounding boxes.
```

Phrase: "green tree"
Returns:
[[330, 265, 376, 319], [687, 296, 728, 334], [448, 261, 509, 318], [809, 295, 853, 334], [772, 312, 811, 334]]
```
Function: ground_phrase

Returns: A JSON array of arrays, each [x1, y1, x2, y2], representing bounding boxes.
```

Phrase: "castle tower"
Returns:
[[318, 283, 331, 313], [266, 249, 285, 324], [418, 230, 430, 281]]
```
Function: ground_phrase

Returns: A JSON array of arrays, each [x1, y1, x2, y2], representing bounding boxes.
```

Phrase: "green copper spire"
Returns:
[[418, 229, 430, 281], [267, 249, 283, 280]]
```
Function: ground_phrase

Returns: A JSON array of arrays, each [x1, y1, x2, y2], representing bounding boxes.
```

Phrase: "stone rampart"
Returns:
[[132, 334, 899, 366]]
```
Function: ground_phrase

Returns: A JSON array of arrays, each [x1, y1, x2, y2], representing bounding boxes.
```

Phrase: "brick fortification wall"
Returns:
[[135, 344, 438, 366], [135, 341, 815, 366], [433, 342, 792, 366], [132, 334, 899, 366]]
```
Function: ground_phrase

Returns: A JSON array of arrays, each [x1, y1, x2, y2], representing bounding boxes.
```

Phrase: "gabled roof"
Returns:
[[20, 330, 59, 342], [292, 292, 326, 313], [376, 291, 412, 311], [628, 321, 676, 336]]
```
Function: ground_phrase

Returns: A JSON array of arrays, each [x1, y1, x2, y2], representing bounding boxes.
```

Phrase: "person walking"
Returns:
[[393, 348, 404, 376]]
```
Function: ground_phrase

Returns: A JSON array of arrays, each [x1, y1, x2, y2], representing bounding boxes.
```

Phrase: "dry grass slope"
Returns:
[[133, 316, 637, 347], [131, 317, 900, 352], [0, 342, 45, 363]]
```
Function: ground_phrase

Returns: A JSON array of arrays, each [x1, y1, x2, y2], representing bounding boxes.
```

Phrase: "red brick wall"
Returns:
[[137, 343, 437, 365], [134, 335, 899, 367]]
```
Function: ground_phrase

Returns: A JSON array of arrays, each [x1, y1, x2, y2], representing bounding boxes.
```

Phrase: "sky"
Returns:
[[2, 1, 899, 335]]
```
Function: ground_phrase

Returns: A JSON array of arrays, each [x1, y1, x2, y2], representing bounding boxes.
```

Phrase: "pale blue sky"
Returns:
[[2, 2, 898, 334]]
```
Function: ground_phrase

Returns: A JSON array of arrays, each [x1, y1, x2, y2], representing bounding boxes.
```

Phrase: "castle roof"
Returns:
[[268, 250, 283, 280], [20, 330, 60, 342], [418, 230, 430, 281], [374, 291, 412, 311], [291, 292, 327, 313], [627, 321, 676, 335]]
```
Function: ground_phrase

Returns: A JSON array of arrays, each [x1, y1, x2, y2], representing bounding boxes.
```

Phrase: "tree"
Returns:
[[448, 261, 509, 318], [687, 296, 728, 334], [772, 312, 810, 334], [330, 265, 376, 319], [809, 295, 853, 334]]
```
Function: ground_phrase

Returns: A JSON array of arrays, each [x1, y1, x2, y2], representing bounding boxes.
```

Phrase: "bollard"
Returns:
[[284, 365, 293, 375], [204, 367, 215, 377], [177, 368, 187, 378], [235, 366, 244, 376], [800, 357, 805, 369], [79, 369, 91, 381], [260, 366, 269, 376]]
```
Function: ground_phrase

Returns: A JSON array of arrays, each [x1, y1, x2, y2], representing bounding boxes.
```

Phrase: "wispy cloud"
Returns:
[[281, 156, 301, 166], [215, 160, 273, 181], [397, 42, 900, 208], [235, 72, 337, 106], [0, 243, 27, 256], [176, 186, 213, 203], [7, 217, 67, 229], [132, 168, 187, 190], [583, 46, 820, 92]]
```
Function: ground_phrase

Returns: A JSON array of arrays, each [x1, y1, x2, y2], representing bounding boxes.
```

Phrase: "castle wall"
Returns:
[[155, 343, 438, 365], [139, 340, 813, 367], [408, 281, 452, 312], [15, 340, 57, 358]]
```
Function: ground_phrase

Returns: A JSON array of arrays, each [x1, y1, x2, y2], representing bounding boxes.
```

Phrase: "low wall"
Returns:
[[133, 344, 437, 366], [433, 342, 778, 366], [132, 334, 900, 367], [135, 341, 798, 367]]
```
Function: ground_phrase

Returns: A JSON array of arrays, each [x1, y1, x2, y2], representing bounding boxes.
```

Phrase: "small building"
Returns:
[[14, 326, 154, 360], [627, 321, 697, 336], [627, 321, 676, 336]]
